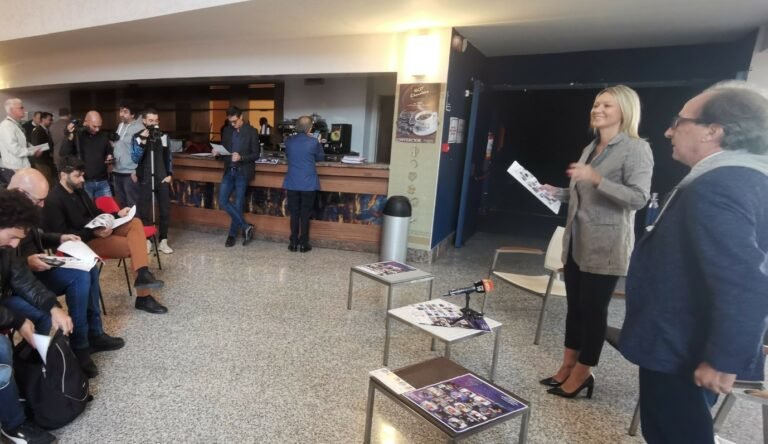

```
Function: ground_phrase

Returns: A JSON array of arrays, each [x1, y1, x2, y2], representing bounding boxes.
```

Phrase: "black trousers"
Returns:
[[138, 180, 171, 240], [563, 249, 620, 366], [287, 190, 315, 246], [639, 367, 717, 444]]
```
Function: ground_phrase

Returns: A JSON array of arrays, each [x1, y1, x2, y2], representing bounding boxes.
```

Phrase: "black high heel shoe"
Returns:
[[539, 376, 565, 387], [547, 374, 595, 399]]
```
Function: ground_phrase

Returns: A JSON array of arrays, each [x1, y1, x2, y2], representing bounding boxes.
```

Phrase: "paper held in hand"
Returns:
[[27, 143, 50, 155], [507, 161, 561, 214], [55, 240, 101, 271], [210, 143, 231, 156], [85, 205, 136, 229]]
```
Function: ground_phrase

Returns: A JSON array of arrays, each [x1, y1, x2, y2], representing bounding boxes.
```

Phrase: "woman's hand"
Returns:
[[566, 163, 602, 186]]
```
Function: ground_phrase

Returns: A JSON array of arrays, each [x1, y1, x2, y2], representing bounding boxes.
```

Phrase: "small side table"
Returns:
[[384, 298, 503, 381], [363, 357, 530, 444], [347, 261, 434, 311]]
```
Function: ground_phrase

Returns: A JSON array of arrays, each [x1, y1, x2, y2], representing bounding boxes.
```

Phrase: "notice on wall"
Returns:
[[457, 119, 465, 144], [447, 117, 459, 143], [396, 83, 441, 144]]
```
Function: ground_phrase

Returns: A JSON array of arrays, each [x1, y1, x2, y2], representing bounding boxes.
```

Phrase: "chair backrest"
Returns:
[[94, 196, 120, 214], [543, 226, 566, 272]]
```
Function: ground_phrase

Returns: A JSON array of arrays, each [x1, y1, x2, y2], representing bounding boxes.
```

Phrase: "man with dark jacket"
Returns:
[[283, 116, 324, 252], [131, 107, 173, 254], [620, 82, 768, 443], [0, 188, 72, 444], [5, 168, 125, 378], [217, 106, 259, 247], [61, 110, 114, 198], [43, 156, 168, 314], [30, 111, 55, 185]]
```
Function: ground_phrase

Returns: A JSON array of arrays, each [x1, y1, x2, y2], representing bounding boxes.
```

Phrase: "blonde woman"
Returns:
[[540, 85, 654, 398]]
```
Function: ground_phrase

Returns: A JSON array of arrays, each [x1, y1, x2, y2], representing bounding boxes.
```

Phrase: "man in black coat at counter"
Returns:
[[217, 106, 260, 247]]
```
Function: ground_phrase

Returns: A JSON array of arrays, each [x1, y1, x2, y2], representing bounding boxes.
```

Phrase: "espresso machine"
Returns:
[[326, 124, 352, 155]]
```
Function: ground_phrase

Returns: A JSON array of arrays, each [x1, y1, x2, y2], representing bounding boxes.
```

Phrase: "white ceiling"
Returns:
[[0, 0, 766, 59]]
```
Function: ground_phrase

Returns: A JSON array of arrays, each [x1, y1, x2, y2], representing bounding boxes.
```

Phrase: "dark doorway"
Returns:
[[376, 95, 395, 164]]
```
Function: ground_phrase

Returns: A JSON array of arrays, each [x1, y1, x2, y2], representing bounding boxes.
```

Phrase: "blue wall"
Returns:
[[431, 31, 488, 248]]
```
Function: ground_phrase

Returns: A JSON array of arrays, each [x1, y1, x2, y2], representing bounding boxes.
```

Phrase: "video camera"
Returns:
[[146, 124, 164, 141]]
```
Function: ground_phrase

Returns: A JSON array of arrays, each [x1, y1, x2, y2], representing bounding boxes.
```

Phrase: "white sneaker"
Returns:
[[146, 239, 152, 254], [715, 434, 737, 444], [158, 239, 174, 254]]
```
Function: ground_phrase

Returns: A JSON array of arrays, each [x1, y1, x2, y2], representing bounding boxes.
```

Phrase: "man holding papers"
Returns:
[[217, 106, 259, 247], [0, 188, 72, 444], [43, 156, 168, 314], [0, 98, 43, 171], [30, 111, 56, 185], [6, 168, 125, 378]]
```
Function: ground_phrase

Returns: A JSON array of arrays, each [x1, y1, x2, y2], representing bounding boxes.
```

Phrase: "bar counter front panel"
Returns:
[[170, 154, 389, 251]]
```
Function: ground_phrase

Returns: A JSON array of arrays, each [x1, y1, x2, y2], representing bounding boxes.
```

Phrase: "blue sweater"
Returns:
[[620, 166, 768, 380]]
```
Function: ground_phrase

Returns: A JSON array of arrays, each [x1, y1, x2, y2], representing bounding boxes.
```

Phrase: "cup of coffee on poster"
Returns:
[[414, 110, 438, 132]]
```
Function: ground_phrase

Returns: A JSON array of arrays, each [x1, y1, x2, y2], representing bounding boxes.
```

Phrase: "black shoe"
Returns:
[[243, 224, 255, 246], [73, 347, 98, 379], [134, 269, 164, 290], [89, 333, 125, 354], [1, 420, 56, 444], [225, 236, 236, 247], [299, 244, 312, 253], [288, 243, 298, 252], [547, 374, 595, 399], [135, 295, 168, 314], [539, 376, 565, 387]]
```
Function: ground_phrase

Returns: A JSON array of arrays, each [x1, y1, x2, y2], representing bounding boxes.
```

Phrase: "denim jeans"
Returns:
[[113, 173, 140, 207], [0, 336, 25, 431], [84, 179, 113, 199], [218, 170, 249, 237], [2, 267, 104, 349]]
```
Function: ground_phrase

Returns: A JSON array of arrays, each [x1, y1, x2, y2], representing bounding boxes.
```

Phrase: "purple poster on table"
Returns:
[[403, 373, 527, 433]]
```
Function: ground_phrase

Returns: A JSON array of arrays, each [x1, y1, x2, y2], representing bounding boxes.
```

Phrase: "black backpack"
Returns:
[[14, 330, 93, 429]]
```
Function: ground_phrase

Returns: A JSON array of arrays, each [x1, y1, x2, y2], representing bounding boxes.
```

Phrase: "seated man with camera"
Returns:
[[131, 107, 173, 254], [43, 156, 168, 314], [60, 110, 116, 199], [3, 168, 125, 378]]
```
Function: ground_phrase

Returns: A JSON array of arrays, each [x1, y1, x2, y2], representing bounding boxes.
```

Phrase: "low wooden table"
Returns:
[[384, 298, 503, 381], [364, 357, 530, 443], [347, 261, 434, 311]]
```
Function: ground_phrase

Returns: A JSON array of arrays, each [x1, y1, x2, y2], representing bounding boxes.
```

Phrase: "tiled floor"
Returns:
[[51, 227, 763, 443]]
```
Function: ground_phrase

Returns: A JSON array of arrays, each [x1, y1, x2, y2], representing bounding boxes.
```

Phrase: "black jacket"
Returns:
[[0, 247, 58, 330], [221, 122, 260, 180], [60, 128, 113, 181], [42, 183, 101, 242]]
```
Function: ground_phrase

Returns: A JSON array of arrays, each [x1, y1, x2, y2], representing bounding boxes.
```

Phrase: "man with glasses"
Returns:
[[0, 98, 43, 171], [216, 106, 259, 247], [5, 168, 125, 378], [620, 82, 768, 443]]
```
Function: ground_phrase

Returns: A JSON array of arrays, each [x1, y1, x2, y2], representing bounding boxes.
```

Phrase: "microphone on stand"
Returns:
[[445, 279, 494, 297]]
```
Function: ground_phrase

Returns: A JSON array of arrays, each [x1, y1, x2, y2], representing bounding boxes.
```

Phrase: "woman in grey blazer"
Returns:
[[540, 85, 654, 398]]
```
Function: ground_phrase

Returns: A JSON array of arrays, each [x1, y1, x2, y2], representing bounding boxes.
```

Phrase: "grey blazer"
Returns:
[[558, 132, 654, 276]]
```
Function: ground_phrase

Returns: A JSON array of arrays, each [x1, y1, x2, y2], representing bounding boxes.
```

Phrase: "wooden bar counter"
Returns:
[[171, 154, 389, 252]]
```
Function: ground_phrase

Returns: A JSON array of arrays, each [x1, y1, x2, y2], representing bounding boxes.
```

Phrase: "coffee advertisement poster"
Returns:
[[396, 83, 441, 143]]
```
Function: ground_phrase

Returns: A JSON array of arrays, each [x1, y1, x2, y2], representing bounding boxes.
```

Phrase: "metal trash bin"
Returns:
[[380, 196, 412, 262]]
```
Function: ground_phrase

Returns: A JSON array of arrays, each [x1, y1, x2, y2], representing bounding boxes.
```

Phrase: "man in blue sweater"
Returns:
[[620, 82, 768, 443]]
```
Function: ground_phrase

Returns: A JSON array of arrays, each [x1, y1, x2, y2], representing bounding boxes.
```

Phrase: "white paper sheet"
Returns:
[[210, 143, 231, 156], [189, 152, 215, 157], [369, 368, 416, 394], [57, 240, 100, 262], [33, 334, 51, 364], [507, 161, 561, 214], [27, 143, 50, 155], [112, 205, 136, 229], [43, 255, 97, 272]]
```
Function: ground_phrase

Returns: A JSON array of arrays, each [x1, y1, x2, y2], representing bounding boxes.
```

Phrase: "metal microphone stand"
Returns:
[[448, 291, 484, 327]]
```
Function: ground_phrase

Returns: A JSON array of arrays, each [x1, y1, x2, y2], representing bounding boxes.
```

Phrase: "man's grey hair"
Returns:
[[702, 81, 768, 154], [3, 98, 21, 114], [295, 116, 313, 134]]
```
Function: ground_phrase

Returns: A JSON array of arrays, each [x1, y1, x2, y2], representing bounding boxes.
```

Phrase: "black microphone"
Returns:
[[446, 279, 494, 296]]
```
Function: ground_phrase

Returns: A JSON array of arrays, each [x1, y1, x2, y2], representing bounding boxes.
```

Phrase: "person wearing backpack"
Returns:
[[0, 189, 73, 444]]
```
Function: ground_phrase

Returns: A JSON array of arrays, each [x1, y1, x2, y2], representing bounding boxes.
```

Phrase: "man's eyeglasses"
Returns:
[[670, 115, 707, 129], [228, 118, 240, 125]]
